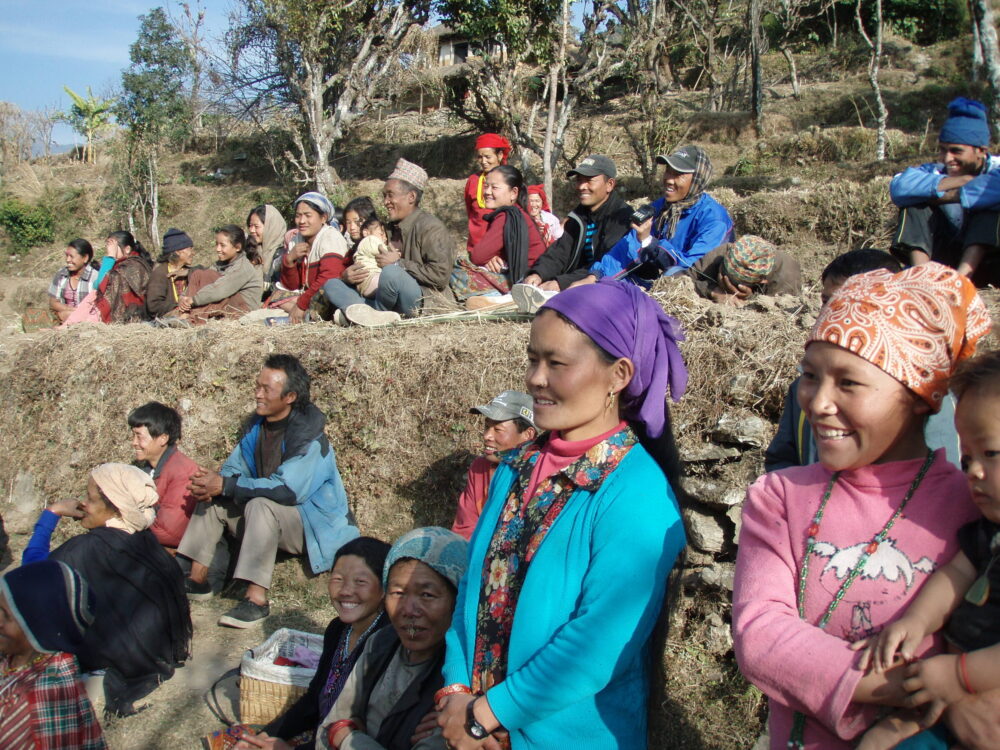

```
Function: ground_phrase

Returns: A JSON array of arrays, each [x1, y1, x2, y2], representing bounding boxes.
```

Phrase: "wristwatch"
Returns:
[[465, 698, 490, 740]]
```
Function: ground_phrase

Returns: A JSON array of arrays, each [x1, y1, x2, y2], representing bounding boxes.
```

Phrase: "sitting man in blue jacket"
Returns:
[[890, 97, 1000, 281], [177, 354, 359, 628], [574, 145, 733, 287]]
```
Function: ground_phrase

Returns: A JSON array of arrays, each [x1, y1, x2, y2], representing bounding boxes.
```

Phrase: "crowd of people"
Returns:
[[6, 95, 1000, 749]]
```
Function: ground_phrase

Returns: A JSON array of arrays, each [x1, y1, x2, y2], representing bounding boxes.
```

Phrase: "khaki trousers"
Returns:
[[177, 496, 304, 590]]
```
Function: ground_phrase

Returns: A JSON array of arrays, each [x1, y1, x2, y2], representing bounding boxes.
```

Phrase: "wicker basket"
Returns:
[[239, 628, 323, 726]]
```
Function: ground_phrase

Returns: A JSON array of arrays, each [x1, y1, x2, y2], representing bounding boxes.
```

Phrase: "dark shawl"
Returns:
[[49, 527, 191, 680], [485, 205, 530, 283], [95, 254, 153, 324]]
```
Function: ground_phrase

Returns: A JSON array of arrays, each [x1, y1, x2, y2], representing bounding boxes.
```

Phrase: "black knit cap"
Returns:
[[162, 227, 193, 254]]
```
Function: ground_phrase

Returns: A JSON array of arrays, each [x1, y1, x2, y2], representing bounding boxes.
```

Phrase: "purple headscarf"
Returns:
[[541, 279, 687, 437]]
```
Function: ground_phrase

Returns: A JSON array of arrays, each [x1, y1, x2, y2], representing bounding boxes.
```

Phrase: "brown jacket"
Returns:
[[686, 244, 802, 299], [391, 208, 457, 294]]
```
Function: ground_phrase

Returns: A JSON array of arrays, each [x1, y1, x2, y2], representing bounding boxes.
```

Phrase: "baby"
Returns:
[[349, 216, 388, 298], [856, 349, 1000, 749]]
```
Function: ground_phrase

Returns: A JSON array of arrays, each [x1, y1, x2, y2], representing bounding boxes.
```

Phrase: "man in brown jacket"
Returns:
[[685, 234, 801, 304], [324, 159, 457, 326]]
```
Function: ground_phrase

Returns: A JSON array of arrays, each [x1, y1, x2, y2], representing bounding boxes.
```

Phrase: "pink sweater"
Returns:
[[732, 450, 978, 749]]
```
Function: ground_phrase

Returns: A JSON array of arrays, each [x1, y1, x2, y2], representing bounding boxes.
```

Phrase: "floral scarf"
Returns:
[[471, 427, 638, 694]]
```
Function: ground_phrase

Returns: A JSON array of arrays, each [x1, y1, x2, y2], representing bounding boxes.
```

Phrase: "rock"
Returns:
[[683, 507, 726, 553], [683, 549, 715, 566], [179, 398, 193, 412], [683, 561, 735, 592], [704, 612, 734, 654], [747, 296, 777, 313], [681, 477, 745, 509], [712, 413, 769, 448], [727, 372, 758, 406], [727, 505, 744, 543], [681, 443, 741, 463]]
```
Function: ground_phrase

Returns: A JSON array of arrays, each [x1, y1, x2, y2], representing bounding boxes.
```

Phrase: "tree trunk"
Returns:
[[749, 0, 764, 134], [149, 150, 160, 249], [970, 0, 1000, 136], [970, 0, 983, 82], [781, 46, 801, 98], [856, 0, 888, 160]]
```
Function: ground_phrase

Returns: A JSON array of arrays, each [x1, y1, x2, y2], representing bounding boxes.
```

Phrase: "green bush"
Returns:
[[0, 196, 55, 253]]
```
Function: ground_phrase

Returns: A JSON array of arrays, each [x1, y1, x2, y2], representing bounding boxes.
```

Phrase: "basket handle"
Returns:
[[205, 667, 241, 726]]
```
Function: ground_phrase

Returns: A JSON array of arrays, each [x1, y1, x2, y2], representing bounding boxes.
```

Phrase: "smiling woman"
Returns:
[[437, 280, 688, 749]]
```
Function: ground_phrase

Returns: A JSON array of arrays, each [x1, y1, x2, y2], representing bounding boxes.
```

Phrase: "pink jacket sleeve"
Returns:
[[732, 473, 873, 740], [451, 458, 491, 541]]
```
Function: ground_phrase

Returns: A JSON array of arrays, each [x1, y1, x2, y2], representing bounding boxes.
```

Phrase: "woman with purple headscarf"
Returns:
[[437, 279, 688, 750]]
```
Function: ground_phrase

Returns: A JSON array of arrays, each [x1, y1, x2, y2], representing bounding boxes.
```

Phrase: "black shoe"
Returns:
[[184, 577, 213, 601], [218, 599, 269, 628]]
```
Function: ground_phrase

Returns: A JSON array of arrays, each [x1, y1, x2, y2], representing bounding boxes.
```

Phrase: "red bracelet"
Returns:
[[434, 683, 472, 703], [327, 719, 358, 748], [959, 652, 976, 694]]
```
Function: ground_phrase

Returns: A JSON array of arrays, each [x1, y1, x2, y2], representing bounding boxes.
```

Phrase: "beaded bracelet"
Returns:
[[959, 652, 976, 695], [435, 683, 472, 703], [327, 719, 359, 749]]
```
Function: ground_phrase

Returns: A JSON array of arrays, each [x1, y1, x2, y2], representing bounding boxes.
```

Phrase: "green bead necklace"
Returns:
[[788, 450, 935, 749]]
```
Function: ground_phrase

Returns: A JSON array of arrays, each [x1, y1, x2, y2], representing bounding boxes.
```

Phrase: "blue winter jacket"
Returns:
[[890, 154, 1000, 211], [591, 192, 734, 282], [220, 403, 358, 574], [443, 437, 686, 749]]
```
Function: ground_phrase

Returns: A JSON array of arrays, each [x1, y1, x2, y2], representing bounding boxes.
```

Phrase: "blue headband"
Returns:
[[295, 192, 337, 225]]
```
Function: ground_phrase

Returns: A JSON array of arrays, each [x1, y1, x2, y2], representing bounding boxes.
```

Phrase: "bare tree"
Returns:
[[856, 0, 888, 160], [0, 102, 34, 177], [969, 0, 1000, 135], [770, 0, 835, 98], [170, 1, 209, 137], [668, 0, 743, 111], [227, 0, 430, 193]]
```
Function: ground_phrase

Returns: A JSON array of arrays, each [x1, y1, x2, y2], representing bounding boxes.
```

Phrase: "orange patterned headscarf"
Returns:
[[808, 262, 992, 411]]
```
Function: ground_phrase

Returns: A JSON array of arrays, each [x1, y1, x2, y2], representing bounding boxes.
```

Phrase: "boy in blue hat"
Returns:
[[890, 97, 1000, 281]]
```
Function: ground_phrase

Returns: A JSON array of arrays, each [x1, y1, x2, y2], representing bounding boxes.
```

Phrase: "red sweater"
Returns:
[[452, 456, 495, 540], [464, 173, 491, 252], [149, 446, 199, 548], [280, 253, 349, 310], [470, 206, 547, 269]]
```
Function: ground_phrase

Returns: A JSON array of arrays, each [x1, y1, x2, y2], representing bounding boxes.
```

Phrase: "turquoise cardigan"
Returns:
[[443, 441, 686, 749]]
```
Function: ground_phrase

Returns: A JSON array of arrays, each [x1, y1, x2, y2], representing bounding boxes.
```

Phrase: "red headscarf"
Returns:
[[526, 184, 550, 211], [474, 133, 511, 164]]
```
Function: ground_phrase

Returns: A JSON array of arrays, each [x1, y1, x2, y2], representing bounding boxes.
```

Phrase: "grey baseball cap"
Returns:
[[655, 145, 702, 173], [470, 390, 535, 428], [566, 154, 617, 179]]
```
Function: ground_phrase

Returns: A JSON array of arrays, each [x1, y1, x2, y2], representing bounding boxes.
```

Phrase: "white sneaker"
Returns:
[[511, 284, 558, 314], [345, 304, 402, 327], [332, 309, 348, 327]]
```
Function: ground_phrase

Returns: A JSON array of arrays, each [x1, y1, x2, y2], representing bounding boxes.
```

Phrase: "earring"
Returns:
[[606, 390, 618, 410]]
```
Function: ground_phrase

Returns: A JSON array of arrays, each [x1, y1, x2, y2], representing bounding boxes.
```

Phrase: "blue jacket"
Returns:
[[221, 403, 358, 574], [591, 193, 733, 283], [890, 154, 1000, 211], [444, 438, 686, 749]]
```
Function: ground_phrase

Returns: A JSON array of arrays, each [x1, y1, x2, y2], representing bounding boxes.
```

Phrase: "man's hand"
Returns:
[[343, 263, 369, 286], [484, 256, 506, 274], [176, 295, 193, 313], [188, 467, 223, 502], [633, 216, 654, 243], [375, 249, 402, 268], [288, 306, 307, 324], [521, 273, 542, 287], [902, 655, 967, 708], [234, 731, 293, 750], [48, 499, 84, 518], [539, 280, 561, 292]]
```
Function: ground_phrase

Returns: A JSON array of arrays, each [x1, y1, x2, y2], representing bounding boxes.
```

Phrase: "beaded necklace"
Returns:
[[788, 450, 935, 749]]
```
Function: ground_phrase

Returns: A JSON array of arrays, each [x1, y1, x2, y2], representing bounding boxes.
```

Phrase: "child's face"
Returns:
[[955, 388, 1000, 524], [363, 223, 387, 243], [798, 342, 930, 471]]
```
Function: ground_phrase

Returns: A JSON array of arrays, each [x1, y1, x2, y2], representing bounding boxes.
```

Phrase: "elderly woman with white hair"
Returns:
[[21, 463, 192, 716]]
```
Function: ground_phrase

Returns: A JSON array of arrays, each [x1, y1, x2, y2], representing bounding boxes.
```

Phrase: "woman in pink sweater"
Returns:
[[732, 262, 995, 749]]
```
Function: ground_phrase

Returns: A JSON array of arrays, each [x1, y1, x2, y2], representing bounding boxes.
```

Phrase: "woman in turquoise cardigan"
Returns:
[[437, 279, 688, 749]]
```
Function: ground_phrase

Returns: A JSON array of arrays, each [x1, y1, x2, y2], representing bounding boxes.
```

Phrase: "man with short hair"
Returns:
[[128, 401, 199, 550], [890, 97, 1000, 280], [521, 154, 633, 291], [177, 354, 358, 627], [323, 158, 457, 326]]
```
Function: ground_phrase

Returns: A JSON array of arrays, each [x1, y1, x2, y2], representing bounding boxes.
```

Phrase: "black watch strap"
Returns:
[[465, 698, 490, 740]]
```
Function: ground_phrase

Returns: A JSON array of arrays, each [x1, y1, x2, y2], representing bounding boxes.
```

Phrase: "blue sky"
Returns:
[[0, 0, 231, 144]]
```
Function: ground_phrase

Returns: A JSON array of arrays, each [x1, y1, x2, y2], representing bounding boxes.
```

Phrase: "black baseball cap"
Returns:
[[655, 145, 702, 173], [566, 154, 617, 179]]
